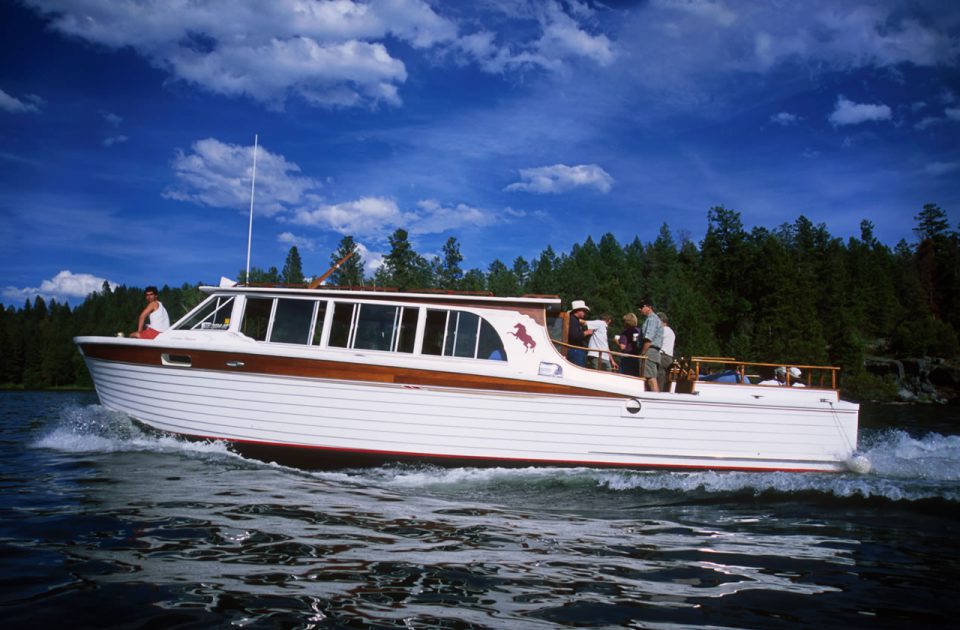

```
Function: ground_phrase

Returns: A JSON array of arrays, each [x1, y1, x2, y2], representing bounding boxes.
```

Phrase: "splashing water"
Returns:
[[36, 404, 960, 504], [34, 403, 237, 459]]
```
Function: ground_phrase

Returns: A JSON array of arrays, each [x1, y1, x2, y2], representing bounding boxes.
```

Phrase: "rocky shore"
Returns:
[[864, 357, 960, 404]]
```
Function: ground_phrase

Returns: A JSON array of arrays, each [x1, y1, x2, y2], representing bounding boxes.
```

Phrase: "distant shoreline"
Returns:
[[0, 385, 95, 392]]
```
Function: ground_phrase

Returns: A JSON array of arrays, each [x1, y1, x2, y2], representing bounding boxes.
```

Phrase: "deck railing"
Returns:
[[549, 338, 842, 392], [550, 339, 649, 375], [684, 356, 841, 389]]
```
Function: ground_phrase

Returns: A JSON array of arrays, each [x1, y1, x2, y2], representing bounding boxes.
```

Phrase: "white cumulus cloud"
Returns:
[[277, 232, 316, 251], [288, 195, 509, 239], [164, 138, 322, 217], [505, 164, 613, 194], [828, 96, 892, 126], [453, 1, 616, 74], [23, 0, 456, 109], [0, 88, 42, 113], [3, 270, 117, 304], [290, 196, 407, 237], [409, 199, 502, 235]]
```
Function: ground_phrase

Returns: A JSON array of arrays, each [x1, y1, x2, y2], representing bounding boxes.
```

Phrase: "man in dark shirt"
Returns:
[[567, 299, 593, 366]]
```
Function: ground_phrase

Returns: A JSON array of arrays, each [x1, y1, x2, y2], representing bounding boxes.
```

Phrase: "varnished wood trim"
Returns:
[[80, 342, 619, 398]]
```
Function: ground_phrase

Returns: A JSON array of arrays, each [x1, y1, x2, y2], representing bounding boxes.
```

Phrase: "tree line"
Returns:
[[2, 204, 957, 400]]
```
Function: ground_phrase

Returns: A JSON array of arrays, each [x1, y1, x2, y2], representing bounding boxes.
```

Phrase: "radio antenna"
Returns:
[[244, 133, 259, 284]]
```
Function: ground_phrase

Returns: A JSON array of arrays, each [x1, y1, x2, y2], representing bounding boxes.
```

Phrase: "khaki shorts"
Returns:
[[643, 348, 660, 378]]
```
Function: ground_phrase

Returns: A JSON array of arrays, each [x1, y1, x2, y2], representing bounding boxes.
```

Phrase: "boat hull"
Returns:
[[78, 341, 859, 473]]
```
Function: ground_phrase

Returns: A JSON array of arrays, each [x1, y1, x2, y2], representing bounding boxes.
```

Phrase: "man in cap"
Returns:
[[787, 366, 806, 387], [759, 366, 805, 387], [638, 297, 663, 392], [567, 299, 593, 367]]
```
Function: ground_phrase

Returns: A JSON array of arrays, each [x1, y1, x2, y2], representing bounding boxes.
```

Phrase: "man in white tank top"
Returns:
[[130, 286, 170, 339]]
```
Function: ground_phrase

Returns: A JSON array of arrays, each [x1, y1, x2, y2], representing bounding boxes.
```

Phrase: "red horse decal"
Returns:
[[510, 323, 536, 351]]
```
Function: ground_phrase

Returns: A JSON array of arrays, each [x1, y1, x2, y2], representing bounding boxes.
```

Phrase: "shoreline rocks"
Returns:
[[864, 356, 960, 404]]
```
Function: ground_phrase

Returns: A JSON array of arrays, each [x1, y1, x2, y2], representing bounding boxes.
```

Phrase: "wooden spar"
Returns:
[[308, 251, 356, 289]]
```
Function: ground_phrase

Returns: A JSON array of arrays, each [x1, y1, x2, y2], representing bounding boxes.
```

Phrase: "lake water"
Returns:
[[1, 391, 958, 628]]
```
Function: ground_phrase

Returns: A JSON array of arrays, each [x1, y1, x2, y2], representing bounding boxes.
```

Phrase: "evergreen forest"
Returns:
[[2, 204, 957, 401]]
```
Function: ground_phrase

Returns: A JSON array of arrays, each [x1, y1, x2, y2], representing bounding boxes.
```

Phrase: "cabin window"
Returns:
[[421, 309, 448, 356], [270, 298, 316, 345], [328, 302, 353, 348], [397, 307, 418, 353], [176, 295, 235, 331], [422, 309, 506, 360], [477, 318, 506, 360], [327, 302, 416, 353], [446, 311, 479, 358], [354, 303, 396, 351], [241, 297, 273, 342]]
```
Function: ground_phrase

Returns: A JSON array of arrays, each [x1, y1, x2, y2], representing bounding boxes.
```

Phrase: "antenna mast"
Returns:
[[244, 133, 259, 284]]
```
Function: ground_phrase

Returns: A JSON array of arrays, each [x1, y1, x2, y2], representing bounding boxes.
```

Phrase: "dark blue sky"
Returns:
[[2, 0, 958, 304]]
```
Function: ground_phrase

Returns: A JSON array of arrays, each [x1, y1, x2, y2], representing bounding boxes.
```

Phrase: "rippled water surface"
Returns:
[[2, 391, 959, 628]]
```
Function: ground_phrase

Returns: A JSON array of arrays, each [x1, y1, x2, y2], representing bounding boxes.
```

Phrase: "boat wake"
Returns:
[[34, 403, 237, 460], [37, 404, 960, 504], [335, 428, 960, 504]]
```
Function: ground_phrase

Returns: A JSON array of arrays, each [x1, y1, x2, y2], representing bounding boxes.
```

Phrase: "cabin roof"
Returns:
[[199, 284, 563, 310]]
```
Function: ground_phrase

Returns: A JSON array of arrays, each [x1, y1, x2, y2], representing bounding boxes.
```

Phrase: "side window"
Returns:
[[176, 295, 235, 331], [241, 298, 273, 341], [423, 309, 506, 360], [327, 302, 417, 353], [353, 303, 396, 351], [396, 307, 417, 354], [328, 302, 354, 348], [478, 319, 506, 360], [446, 311, 479, 358], [422, 309, 448, 356], [270, 299, 316, 345]]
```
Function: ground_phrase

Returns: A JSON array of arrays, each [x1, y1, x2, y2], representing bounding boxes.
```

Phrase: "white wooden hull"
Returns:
[[82, 352, 859, 472]]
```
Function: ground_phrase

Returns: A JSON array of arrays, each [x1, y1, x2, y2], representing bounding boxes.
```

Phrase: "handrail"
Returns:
[[687, 357, 840, 389], [551, 339, 648, 374]]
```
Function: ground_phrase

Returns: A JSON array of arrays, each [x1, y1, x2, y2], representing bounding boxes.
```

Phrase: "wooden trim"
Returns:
[[80, 342, 621, 398]]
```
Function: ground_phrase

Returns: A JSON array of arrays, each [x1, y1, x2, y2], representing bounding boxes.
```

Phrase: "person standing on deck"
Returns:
[[130, 286, 170, 339], [586, 312, 616, 371], [657, 312, 676, 391], [617, 312, 642, 376], [567, 300, 593, 367], [638, 297, 664, 392]]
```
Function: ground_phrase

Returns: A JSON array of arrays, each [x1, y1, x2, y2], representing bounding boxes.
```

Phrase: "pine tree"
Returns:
[[435, 237, 464, 290], [512, 257, 531, 294], [528, 246, 558, 294], [381, 229, 431, 290], [281, 246, 305, 285], [487, 259, 520, 296], [329, 236, 365, 286], [460, 269, 487, 292], [700, 206, 752, 354]]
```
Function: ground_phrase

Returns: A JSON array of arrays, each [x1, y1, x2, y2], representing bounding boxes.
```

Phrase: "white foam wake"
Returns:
[[34, 403, 235, 458], [38, 405, 960, 503]]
